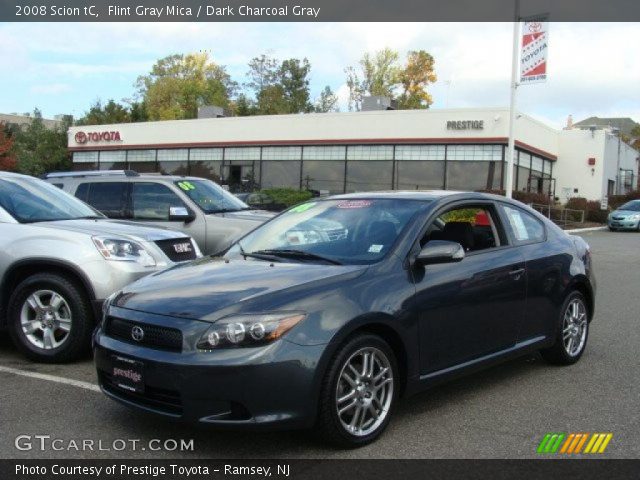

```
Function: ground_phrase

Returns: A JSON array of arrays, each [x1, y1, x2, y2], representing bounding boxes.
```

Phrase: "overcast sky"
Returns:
[[0, 22, 638, 128]]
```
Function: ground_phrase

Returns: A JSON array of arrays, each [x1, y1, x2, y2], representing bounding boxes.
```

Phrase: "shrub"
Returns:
[[476, 189, 553, 206], [261, 188, 313, 208], [565, 197, 588, 211]]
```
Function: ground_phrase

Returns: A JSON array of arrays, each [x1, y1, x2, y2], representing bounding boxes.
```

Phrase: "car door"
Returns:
[[130, 182, 206, 248], [412, 202, 527, 375]]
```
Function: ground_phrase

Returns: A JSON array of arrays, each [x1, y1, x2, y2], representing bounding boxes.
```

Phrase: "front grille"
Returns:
[[99, 371, 183, 416], [155, 238, 197, 262], [612, 216, 625, 221], [104, 317, 182, 352]]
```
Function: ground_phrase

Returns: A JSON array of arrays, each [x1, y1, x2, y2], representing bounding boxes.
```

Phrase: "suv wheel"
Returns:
[[7, 273, 94, 363], [318, 334, 398, 447], [540, 291, 589, 365]]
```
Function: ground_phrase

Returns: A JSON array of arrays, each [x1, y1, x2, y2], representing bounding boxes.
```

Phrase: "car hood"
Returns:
[[36, 219, 189, 242], [113, 257, 366, 321], [611, 210, 640, 217], [210, 209, 276, 222]]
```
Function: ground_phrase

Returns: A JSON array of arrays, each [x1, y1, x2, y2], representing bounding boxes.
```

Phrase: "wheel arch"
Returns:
[[566, 275, 595, 322], [0, 258, 97, 327]]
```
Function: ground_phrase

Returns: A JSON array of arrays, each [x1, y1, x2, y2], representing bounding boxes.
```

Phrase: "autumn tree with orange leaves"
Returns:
[[0, 122, 17, 172]]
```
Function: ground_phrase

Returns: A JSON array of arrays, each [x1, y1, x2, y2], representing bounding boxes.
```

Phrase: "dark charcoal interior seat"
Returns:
[[429, 221, 475, 251]]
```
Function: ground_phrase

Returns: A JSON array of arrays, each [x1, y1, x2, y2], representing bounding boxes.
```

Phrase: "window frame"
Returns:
[[410, 200, 512, 259], [497, 202, 547, 246], [131, 181, 188, 221]]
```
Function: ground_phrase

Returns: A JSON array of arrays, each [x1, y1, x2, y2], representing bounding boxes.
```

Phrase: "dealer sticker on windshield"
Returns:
[[337, 200, 372, 209], [290, 202, 317, 213], [368, 244, 384, 253]]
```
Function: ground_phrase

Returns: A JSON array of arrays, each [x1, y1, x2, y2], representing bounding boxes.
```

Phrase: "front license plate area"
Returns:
[[111, 355, 145, 393]]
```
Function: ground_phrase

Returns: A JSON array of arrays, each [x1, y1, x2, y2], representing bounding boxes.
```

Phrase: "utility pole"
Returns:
[[505, 0, 520, 199]]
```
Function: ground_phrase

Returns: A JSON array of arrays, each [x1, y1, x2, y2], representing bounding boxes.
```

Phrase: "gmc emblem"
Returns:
[[173, 242, 193, 254]]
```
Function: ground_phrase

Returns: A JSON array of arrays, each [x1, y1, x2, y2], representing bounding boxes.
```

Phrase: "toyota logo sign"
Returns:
[[74, 131, 88, 144], [131, 326, 145, 342]]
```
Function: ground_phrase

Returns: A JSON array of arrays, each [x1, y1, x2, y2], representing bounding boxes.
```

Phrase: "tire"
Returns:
[[540, 291, 589, 365], [317, 334, 398, 447], [7, 273, 94, 363], [608, 227, 616, 232]]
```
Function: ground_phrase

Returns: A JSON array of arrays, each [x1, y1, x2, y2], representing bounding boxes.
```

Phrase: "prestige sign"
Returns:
[[74, 130, 122, 144], [446, 120, 484, 130]]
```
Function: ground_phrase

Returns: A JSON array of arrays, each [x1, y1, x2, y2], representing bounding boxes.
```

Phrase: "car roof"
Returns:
[[328, 190, 506, 203]]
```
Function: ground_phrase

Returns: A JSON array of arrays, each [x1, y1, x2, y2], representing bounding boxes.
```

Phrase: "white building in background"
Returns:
[[67, 108, 639, 202]]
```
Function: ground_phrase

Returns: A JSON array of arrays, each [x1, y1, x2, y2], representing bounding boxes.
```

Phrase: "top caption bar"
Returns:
[[2, 0, 640, 22]]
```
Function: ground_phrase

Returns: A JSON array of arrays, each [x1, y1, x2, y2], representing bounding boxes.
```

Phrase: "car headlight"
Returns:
[[92, 236, 156, 267], [197, 312, 306, 350], [631, 214, 640, 220]]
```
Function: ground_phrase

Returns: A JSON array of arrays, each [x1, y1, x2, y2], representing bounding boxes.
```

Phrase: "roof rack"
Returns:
[[43, 170, 139, 179]]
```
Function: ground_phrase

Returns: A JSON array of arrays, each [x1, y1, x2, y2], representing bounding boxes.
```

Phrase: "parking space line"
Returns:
[[0, 365, 100, 393]]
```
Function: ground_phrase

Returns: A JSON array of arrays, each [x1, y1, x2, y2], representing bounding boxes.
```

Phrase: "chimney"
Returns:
[[565, 114, 574, 130]]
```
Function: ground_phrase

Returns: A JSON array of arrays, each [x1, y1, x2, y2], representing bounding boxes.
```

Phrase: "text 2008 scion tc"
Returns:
[[95, 191, 595, 447]]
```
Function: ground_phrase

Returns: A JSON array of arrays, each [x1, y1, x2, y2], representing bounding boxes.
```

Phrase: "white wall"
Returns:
[[556, 130, 607, 201], [602, 132, 638, 196]]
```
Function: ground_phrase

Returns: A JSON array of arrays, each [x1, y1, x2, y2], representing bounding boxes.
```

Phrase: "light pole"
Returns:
[[505, 0, 521, 199]]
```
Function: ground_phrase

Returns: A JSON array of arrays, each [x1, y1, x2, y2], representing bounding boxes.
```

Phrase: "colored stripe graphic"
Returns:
[[539, 433, 613, 454]]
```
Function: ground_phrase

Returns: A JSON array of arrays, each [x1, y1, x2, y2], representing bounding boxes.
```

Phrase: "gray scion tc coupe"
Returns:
[[94, 191, 595, 447]]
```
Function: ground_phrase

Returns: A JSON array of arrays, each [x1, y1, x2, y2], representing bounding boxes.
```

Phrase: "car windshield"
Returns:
[[174, 179, 249, 214], [618, 201, 640, 212], [0, 176, 103, 223], [227, 198, 428, 265]]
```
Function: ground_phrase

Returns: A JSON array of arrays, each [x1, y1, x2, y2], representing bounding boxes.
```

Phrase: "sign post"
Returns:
[[506, 4, 549, 199]]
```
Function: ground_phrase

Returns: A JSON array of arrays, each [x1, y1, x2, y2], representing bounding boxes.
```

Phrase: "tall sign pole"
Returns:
[[505, 0, 520, 199]]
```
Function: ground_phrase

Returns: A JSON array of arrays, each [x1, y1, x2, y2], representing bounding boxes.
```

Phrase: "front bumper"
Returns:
[[608, 218, 640, 230], [93, 308, 325, 430]]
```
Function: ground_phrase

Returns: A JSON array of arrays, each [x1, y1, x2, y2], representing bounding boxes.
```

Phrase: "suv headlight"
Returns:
[[197, 312, 306, 350], [92, 236, 156, 267]]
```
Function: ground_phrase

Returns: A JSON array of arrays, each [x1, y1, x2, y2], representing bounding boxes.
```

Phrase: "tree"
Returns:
[[345, 48, 436, 111], [314, 86, 339, 113], [0, 122, 16, 172], [243, 54, 314, 115], [76, 99, 131, 125], [12, 109, 71, 176], [137, 53, 236, 120], [397, 50, 437, 109]]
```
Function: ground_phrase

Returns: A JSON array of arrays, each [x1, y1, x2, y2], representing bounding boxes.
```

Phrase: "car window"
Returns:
[[175, 179, 248, 213], [75, 183, 90, 202], [228, 199, 428, 265], [501, 205, 545, 244], [422, 206, 500, 252], [132, 182, 187, 221], [84, 182, 129, 219]]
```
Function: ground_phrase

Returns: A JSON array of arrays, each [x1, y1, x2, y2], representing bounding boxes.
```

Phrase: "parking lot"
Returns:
[[0, 229, 638, 459]]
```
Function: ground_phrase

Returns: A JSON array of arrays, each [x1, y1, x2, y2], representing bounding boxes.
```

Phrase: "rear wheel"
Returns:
[[7, 273, 94, 363], [540, 291, 589, 365], [317, 334, 398, 447]]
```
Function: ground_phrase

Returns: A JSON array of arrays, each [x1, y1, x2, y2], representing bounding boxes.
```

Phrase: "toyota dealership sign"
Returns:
[[74, 130, 122, 144]]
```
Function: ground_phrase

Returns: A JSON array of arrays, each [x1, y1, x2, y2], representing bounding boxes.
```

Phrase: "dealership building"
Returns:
[[67, 108, 639, 202]]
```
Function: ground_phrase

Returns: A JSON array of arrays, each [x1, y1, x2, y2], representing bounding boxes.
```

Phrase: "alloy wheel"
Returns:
[[335, 347, 394, 437], [562, 297, 587, 357], [20, 290, 72, 350]]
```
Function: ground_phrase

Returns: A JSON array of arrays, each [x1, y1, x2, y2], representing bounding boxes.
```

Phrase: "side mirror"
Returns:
[[169, 206, 196, 223], [415, 240, 465, 266]]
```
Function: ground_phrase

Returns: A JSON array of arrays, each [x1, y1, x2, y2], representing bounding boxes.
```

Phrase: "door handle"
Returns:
[[509, 268, 525, 279]]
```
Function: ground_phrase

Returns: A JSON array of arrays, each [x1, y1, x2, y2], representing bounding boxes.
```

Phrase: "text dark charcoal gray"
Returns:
[[3, 0, 640, 22]]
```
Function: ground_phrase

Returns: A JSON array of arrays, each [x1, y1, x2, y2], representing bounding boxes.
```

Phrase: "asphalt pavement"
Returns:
[[0, 230, 638, 459]]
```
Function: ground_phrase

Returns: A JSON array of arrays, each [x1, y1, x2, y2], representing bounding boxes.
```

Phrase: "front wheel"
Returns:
[[7, 273, 94, 363], [317, 334, 398, 447], [540, 291, 589, 365]]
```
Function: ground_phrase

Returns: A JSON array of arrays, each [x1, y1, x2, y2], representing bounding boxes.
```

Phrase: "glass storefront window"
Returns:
[[157, 149, 188, 161], [396, 161, 445, 190], [395, 145, 445, 160], [301, 160, 345, 193], [190, 148, 223, 161], [190, 161, 222, 182], [446, 161, 502, 191], [347, 145, 393, 160], [262, 146, 301, 160], [447, 145, 502, 161], [303, 146, 346, 160], [159, 161, 189, 176], [261, 161, 302, 189], [225, 147, 261, 161], [346, 161, 393, 191]]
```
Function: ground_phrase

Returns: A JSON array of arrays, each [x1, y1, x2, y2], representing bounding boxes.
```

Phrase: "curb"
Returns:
[[564, 226, 607, 233]]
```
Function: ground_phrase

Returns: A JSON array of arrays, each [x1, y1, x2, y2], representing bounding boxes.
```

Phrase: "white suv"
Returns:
[[0, 172, 201, 362]]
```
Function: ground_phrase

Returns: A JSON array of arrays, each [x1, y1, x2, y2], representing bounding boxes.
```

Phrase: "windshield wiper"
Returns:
[[208, 207, 250, 214], [74, 215, 104, 220], [249, 249, 342, 265]]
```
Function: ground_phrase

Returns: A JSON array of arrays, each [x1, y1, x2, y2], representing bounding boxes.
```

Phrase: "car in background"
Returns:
[[608, 199, 640, 231], [0, 171, 201, 363], [47, 171, 274, 255], [235, 192, 286, 212], [95, 191, 595, 446]]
